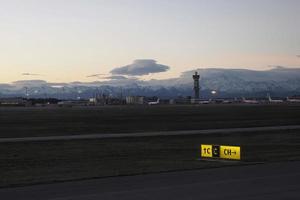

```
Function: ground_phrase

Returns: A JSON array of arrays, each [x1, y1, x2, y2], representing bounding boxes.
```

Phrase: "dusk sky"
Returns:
[[0, 0, 299, 83]]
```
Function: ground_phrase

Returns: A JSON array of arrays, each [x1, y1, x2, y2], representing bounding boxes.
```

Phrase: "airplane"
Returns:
[[198, 99, 211, 104], [222, 99, 233, 104], [286, 97, 300, 103], [148, 98, 160, 105], [268, 94, 283, 103], [242, 97, 259, 104]]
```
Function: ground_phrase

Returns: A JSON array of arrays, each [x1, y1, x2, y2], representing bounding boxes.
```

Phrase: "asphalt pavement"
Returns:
[[1, 125, 300, 143], [0, 161, 299, 200]]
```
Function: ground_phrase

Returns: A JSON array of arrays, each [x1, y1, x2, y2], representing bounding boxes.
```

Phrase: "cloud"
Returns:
[[110, 59, 170, 76], [87, 74, 132, 80], [86, 73, 106, 78], [12, 80, 48, 87], [100, 75, 130, 80], [268, 65, 286, 70], [22, 73, 41, 76]]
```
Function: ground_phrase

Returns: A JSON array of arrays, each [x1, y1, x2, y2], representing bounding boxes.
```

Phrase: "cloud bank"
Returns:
[[22, 73, 41, 76], [110, 59, 170, 76], [86, 73, 106, 78], [100, 75, 131, 80]]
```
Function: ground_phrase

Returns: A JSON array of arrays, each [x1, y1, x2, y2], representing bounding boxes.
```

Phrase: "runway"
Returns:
[[0, 161, 299, 200], [1, 125, 300, 143]]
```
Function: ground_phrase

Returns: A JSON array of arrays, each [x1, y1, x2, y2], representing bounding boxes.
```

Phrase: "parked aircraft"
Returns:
[[286, 97, 300, 103], [198, 100, 211, 104], [268, 94, 283, 103], [242, 97, 259, 104], [148, 99, 160, 105]]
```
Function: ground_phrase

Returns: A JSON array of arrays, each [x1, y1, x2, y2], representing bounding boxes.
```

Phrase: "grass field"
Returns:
[[0, 104, 300, 138], [0, 104, 299, 187]]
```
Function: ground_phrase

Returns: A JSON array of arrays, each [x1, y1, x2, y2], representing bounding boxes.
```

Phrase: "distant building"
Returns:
[[89, 98, 97, 104], [88, 94, 109, 105], [190, 98, 199, 104], [126, 96, 144, 105], [169, 99, 175, 104], [0, 98, 29, 106], [173, 97, 191, 104], [192, 71, 200, 99], [57, 100, 88, 107]]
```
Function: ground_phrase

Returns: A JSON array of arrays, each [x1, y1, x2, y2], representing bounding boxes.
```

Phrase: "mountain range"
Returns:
[[1, 67, 300, 99]]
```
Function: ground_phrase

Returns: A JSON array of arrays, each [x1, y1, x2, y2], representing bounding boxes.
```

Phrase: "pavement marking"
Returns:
[[0, 125, 300, 143]]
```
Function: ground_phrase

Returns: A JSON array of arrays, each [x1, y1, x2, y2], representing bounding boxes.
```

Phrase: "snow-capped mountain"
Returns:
[[1, 67, 299, 98]]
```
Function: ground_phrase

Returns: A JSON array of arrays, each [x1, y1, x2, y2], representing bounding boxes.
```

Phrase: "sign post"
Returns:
[[201, 144, 241, 160]]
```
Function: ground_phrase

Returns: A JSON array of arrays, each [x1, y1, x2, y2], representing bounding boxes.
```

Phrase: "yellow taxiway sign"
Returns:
[[201, 144, 241, 160]]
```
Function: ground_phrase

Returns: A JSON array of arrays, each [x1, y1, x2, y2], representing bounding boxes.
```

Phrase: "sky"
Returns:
[[0, 0, 299, 83]]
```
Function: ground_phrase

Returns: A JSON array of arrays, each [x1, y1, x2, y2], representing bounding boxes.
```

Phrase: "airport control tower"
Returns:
[[193, 71, 200, 99]]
